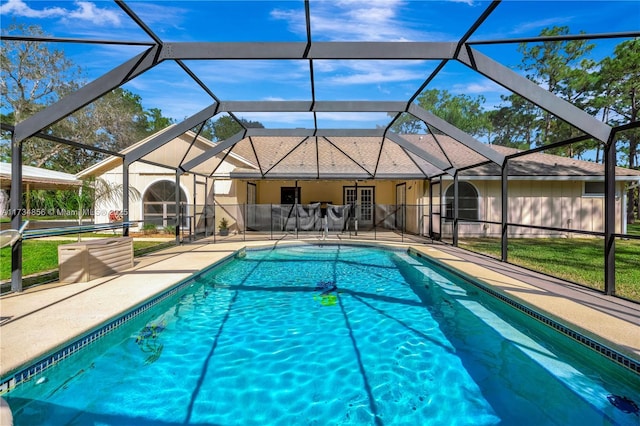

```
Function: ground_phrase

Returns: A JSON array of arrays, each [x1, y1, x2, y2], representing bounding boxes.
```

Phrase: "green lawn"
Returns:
[[1, 239, 173, 281], [459, 237, 640, 302], [627, 222, 640, 236]]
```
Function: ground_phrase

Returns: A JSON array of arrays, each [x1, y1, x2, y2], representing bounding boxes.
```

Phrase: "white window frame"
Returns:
[[583, 181, 605, 197]]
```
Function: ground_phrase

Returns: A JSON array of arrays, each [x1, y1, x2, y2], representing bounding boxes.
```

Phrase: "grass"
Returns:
[[1, 238, 173, 281], [2, 234, 639, 302], [627, 222, 640, 236], [459, 237, 640, 302]]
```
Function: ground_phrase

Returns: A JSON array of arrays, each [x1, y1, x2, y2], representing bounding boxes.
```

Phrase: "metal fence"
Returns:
[[173, 203, 430, 242]]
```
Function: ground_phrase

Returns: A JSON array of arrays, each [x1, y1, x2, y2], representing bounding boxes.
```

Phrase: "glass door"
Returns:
[[344, 186, 374, 228]]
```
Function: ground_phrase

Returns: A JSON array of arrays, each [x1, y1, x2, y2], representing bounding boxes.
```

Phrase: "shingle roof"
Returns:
[[465, 145, 640, 179], [227, 134, 640, 180]]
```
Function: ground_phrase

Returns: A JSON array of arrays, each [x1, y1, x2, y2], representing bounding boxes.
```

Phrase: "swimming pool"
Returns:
[[4, 243, 639, 425]]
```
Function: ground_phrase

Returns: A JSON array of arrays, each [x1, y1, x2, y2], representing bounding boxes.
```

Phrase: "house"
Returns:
[[76, 127, 254, 235], [0, 162, 82, 218], [77, 129, 640, 238], [426, 141, 640, 238]]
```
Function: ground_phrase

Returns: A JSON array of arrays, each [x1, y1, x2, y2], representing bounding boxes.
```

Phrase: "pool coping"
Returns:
[[1, 239, 639, 394]]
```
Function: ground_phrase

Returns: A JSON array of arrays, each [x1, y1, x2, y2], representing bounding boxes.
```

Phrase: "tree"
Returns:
[[1, 23, 82, 165], [595, 38, 640, 223], [209, 116, 264, 141], [1, 23, 82, 122], [1, 24, 175, 172], [390, 112, 426, 134], [517, 26, 598, 156], [146, 108, 174, 134], [487, 94, 537, 149], [391, 89, 490, 138]]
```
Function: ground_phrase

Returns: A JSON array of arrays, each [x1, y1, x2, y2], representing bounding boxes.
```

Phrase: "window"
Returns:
[[281, 187, 300, 204], [444, 182, 478, 221], [584, 181, 605, 197], [143, 181, 188, 227]]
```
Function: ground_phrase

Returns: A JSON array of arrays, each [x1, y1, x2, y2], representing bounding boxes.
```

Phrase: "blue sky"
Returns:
[[1, 0, 639, 129]]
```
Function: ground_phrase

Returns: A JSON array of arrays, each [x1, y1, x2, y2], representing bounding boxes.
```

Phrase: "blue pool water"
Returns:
[[5, 244, 640, 425]]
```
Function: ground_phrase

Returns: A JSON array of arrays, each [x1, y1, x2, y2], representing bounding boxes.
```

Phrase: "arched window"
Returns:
[[445, 182, 479, 221], [143, 181, 188, 227]]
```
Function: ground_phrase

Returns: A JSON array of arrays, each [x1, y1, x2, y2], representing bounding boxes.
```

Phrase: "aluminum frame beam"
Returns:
[[408, 103, 505, 166], [159, 41, 458, 60], [218, 101, 407, 113], [13, 46, 161, 143], [244, 128, 385, 137], [456, 47, 612, 143], [125, 104, 219, 164], [180, 130, 247, 173], [386, 132, 455, 176]]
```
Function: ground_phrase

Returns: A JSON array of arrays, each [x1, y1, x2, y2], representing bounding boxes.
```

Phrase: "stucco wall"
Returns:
[[93, 162, 237, 231], [252, 180, 406, 205], [91, 167, 627, 238]]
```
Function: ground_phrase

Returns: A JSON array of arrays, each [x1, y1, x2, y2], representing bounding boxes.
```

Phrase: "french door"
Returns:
[[344, 186, 374, 228]]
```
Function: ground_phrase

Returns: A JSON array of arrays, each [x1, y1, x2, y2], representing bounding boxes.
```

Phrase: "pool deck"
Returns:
[[1, 237, 639, 386]]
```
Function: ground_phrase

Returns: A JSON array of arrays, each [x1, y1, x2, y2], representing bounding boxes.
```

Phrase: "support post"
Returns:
[[453, 173, 459, 246], [122, 161, 130, 237], [428, 179, 433, 239], [501, 160, 508, 262], [176, 171, 181, 244], [295, 180, 299, 239], [213, 178, 216, 243], [204, 178, 209, 237], [438, 178, 443, 241], [354, 181, 358, 236], [10, 135, 23, 292], [604, 139, 616, 295]]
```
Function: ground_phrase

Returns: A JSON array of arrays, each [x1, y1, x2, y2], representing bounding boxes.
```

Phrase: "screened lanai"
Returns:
[[2, 0, 639, 296]]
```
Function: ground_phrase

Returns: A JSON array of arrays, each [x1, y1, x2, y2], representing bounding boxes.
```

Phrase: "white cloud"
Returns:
[[327, 68, 424, 85], [0, 0, 65, 18], [313, 60, 429, 93], [66, 1, 120, 26], [0, 0, 121, 26], [451, 81, 505, 95], [448, 0, 475, 6], [234, 111, 315, 126], [272, 0, 440, 42], [316, 111, 390, 123], [510, 17, 573, 35]]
